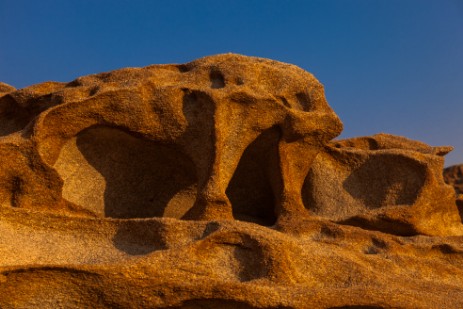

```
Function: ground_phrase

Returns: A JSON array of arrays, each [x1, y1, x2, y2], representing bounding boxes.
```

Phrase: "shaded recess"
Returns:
[[195, 232, 269, 282], [342, 155, 426, 209], [457, 198, 463, 223], [112, 220, 167, 255], [54, 126, 197, 218], [226, 127, 280, 226], [302, 152, 427, 220], [444, 164, 463, 195], [295, 92, 314, 111], [209, 68, 225, 89], [173, 299, 290, 309], [328, 305, 387, 309], [0, 95, 32, 136]]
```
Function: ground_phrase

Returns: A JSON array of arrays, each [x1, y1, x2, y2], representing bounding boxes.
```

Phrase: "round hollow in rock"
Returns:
[[54, 126, 197, 219]]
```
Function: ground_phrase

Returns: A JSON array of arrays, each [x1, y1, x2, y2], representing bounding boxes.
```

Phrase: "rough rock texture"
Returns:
[[0, 54, 342, 226], [1, 54, 462, 308], [304, 134, 460, 236], [444, 164, 463, 195], [0, 82, 16, 96], [444, 164, 463, 222]]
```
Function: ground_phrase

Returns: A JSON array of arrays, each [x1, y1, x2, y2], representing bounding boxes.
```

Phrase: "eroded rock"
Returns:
[[303, 134, 461, 236], [0, 54, 343, 226], [1, 54, 463, 308], [0, 82, 16, 96], [444, 164, 463, 195]]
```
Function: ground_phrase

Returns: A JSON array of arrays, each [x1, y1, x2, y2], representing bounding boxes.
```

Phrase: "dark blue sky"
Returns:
[[1, 0, 462, 165]]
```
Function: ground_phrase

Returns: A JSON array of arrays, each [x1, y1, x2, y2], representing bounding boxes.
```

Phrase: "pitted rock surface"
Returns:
[[1, 54, 462, 308], [0, 53, 342, 225]]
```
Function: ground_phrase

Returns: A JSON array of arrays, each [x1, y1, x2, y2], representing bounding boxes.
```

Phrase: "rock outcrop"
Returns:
[[0, 54, 342, 226], [0, 82, 16, 95], [304, 134, 460, 236], [444, 164, 463, 222], [0, 54, 462, 308], [444, 164, 463, 195]]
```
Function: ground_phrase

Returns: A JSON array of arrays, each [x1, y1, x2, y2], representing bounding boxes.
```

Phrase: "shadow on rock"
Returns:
[[112, 220, 167, 255], [74, 126, 198, 219]]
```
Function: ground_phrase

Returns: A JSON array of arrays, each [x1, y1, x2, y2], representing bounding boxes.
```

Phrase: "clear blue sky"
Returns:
[[1, 0, 462, 166]]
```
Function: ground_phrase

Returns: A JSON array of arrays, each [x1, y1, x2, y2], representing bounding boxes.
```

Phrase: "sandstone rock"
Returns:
[[444, 164, 463, 194], [444, 164, 463, 223], [0, 54, 342, 225], [1, 208, 463, 308], [1, 54, 463, 308], [0, 82, 16, 96], [303, 134, 461, 236]]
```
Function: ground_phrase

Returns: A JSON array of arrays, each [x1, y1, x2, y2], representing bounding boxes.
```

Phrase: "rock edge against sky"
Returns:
[[0, 54, 462, 308]]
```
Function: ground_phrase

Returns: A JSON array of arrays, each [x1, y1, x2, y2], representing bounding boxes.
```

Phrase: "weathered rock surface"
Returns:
[[444, 164, 463, 222], [0, 54, 342, 225], [304, 134, 460, 236], [0, 82, 16, 96], [0, 54, 462, 308], [444, 164, 463, 195]]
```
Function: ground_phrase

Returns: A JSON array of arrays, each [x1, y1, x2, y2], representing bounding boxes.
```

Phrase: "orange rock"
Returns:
[[444, 164, 463, 195], [0, 82, 16, 96], [304, 134, 461, 236], [0, 54, 343, 226], [1, 54, 463, 308]]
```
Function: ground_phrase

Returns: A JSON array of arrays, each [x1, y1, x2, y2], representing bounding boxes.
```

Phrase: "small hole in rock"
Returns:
[[11, 176, 23, 207], [278, 96, 291, 108], [177, 64, 190, 73], [210, 69, 225, 89], [295, 92, 314, 111]]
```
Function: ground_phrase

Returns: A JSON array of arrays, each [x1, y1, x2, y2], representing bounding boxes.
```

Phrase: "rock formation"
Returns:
[[305, 134, 460, 236], [0, 54, 342, 226], [444, 164, 463, 195], [0, 54, 462, 308], [444, 163, 463, 223]]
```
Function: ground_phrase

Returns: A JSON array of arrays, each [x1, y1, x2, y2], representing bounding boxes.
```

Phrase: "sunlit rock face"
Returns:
[[0, 54, 462, 308], [0, 53, 343, 225], [304, 134, 460, 236]]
